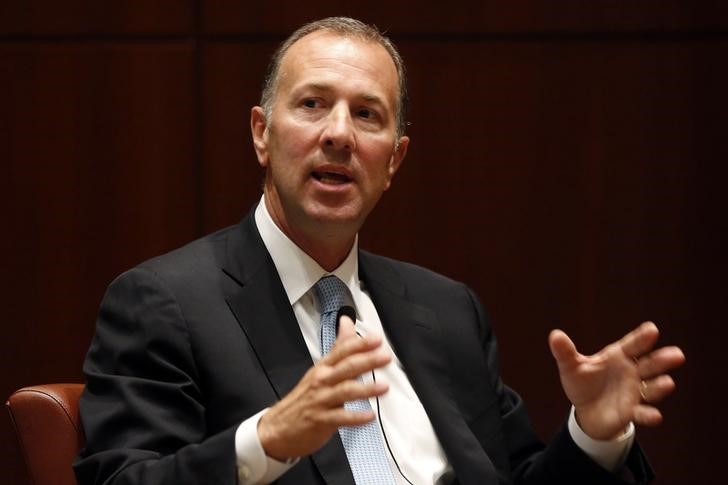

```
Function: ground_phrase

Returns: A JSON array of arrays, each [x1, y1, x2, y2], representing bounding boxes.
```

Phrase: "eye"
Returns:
[[303, 99, 318, 108], [357, 108, 375, 119]]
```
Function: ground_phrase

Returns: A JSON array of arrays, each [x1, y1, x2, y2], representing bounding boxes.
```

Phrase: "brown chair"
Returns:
[[6, 383, 85, 485]]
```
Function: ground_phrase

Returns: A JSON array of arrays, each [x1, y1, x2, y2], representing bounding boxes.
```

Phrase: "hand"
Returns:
[[549, 321, 685, 440], [257, 315, 391, 460]]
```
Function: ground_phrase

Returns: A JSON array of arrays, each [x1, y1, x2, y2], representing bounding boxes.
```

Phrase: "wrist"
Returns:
[[573, 407, 628, 441]]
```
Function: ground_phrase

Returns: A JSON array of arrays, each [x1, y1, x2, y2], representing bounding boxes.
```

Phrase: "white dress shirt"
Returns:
[[233, 196, 634, 484]]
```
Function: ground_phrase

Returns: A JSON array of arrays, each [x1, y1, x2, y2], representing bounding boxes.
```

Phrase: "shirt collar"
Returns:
[[254, 196, 363, 312]]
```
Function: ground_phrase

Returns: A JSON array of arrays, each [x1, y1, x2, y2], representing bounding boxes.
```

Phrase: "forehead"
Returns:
[[277, 31, 399, 106]]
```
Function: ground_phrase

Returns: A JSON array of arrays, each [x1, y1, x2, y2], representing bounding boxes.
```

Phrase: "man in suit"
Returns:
[[75, 17, 685, 485]]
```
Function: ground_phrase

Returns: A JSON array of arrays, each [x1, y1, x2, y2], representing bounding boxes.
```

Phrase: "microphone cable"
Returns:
[[338, 305, 415, 484]]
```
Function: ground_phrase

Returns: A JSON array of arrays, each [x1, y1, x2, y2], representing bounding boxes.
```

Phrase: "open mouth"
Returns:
[[312, 171, 352, 185]]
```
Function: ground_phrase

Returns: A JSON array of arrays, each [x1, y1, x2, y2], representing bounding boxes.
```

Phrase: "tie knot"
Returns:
[[314, 276, 349, 314]]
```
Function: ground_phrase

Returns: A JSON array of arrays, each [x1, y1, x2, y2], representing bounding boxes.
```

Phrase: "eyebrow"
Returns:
[[300, 83, 387, 107]]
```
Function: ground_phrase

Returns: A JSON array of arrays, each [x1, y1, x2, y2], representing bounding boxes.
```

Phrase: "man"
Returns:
[[75, 17, 685, 485]]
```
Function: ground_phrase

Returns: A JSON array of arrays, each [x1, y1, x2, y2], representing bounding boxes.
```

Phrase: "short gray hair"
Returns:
[[260, 17, 409, 137]]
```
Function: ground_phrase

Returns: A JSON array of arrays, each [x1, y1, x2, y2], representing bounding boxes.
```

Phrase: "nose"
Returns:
[[321, 103, 357, 152]]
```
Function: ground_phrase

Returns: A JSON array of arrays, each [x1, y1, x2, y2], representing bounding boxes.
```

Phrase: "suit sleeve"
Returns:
[[74, 267, 238, 485], [464, 286, 655, 485]]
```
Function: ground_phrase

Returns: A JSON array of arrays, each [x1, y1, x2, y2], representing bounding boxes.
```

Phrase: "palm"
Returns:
[[549, 322, 684, 440], [557, 341, 641, 439]]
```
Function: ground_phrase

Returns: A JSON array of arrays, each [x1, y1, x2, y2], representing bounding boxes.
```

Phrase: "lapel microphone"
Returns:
[[336, 305, 356, 335]]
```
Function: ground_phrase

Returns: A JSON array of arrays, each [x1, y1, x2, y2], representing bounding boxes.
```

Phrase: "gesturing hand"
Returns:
[[549, 321, 685, 440], [257, 315, 390, 461]]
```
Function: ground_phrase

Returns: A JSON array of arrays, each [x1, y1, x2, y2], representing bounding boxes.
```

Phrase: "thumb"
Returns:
[[337, 313, 357, 341], [549, 329, 579, 369]]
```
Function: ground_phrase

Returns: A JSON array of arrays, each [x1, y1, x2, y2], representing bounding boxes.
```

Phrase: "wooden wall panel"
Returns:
[[201, 0, 728, 34], [200, 41, 278, 232], [0, 1, 194, 35], [0, 42, 197, 483]]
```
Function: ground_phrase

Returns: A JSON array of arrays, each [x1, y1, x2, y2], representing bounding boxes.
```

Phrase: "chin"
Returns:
[[307, 206, 364, 230]]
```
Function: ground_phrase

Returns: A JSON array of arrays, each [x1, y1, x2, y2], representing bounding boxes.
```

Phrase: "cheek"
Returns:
[[269, 118, 316, 154], [360, 143, 397, 182]]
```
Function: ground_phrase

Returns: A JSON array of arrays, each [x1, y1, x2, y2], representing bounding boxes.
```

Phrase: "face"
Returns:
[[251, 31, 409, 248]]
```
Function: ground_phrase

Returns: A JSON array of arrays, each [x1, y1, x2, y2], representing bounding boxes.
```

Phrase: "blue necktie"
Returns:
[[314, 276, 396, 485]]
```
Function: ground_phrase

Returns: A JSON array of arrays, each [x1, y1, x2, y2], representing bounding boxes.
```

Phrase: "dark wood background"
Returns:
[[2, 1, 726, 483]]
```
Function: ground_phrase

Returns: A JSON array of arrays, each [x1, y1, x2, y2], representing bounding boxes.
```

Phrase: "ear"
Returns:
[[250, 106, 269, 168], [384, 135, 409, 190]]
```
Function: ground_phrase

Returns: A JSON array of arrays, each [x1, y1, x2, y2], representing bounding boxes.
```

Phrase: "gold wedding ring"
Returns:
[[633, 356, 649, 402], [639, 380, 649, 402]]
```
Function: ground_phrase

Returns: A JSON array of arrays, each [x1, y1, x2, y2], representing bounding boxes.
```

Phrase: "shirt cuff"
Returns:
[[235, 408, 300, 484], [567, 406, 635, 472]]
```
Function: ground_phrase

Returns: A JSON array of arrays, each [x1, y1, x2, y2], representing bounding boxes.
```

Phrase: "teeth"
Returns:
[[315, 171, 349, 184]]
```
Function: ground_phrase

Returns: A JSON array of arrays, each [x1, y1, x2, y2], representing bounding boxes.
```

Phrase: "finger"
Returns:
[[322, 329, 383, 366], [318, 407, 377, 428], [633, 404, 663, 427], [549, 329, 580, 369], [618, 321, 659, 358], [317, 379, 389, 408], [309, 341, 391, 387], [637, 346, 686, 379], [640, 375, 676, 403], [326, 347, 391, 384]]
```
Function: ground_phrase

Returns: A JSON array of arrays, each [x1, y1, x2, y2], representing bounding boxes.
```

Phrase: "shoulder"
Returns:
[[358, 249, 487, 324], [359, 249, 468, 293], [106, 223, 243, 301], [138, 225, 235, 276]]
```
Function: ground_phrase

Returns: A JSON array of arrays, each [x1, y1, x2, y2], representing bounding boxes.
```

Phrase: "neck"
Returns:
[[263, 194, 357, 272], [297, 234, 355, 272]]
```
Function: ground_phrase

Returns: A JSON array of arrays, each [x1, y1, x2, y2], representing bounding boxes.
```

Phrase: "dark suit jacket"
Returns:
[[75, 212, 653, 485]]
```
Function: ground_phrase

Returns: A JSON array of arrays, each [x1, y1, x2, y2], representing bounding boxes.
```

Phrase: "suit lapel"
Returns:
[[359, 251, 499, 485], [221, 214, 354, 485], [222, 214, 312, 400]]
